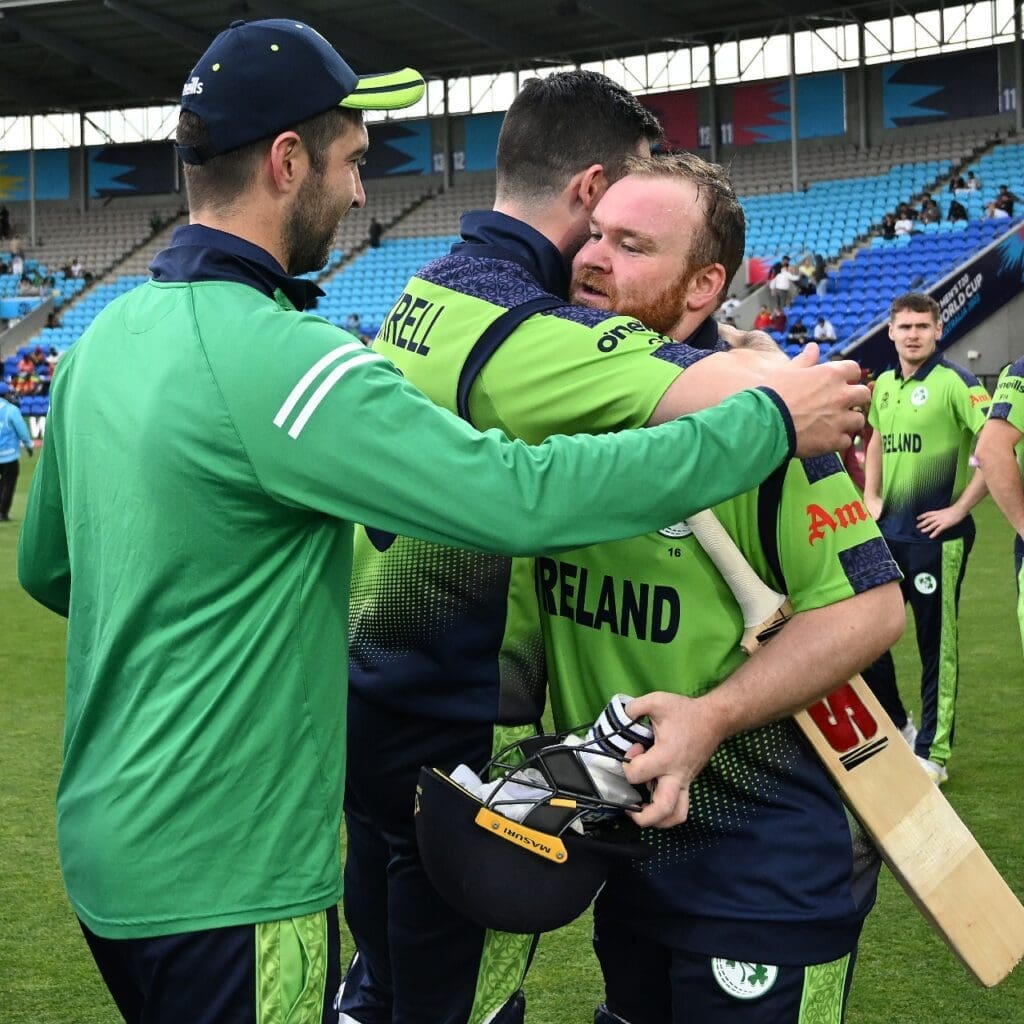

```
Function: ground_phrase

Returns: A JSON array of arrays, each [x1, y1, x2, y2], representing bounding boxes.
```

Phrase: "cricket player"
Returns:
[[539, 151, 903, 1024], [342, 72, 867, 1024], [976, 356, 1024, 652], [862, 294, 990, 785], [16, 25, 856, 1024]]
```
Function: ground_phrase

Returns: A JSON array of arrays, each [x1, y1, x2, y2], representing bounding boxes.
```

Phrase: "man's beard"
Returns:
[[571, 265, 693, 338], [283, 170, 346, 277]]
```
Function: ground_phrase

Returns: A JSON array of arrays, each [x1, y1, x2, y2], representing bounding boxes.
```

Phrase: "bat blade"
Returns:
[[685, 509, 1024, 987], [795, 678, 1024, 987]]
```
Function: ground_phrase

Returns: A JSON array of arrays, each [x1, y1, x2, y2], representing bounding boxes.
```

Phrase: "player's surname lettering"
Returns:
[[376, 292, 445, 355]]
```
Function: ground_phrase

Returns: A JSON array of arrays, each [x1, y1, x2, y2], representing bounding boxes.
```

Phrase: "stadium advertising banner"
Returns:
[[89, 143, 176, 197], [732, 72, 846, 144], [846, 222, 1024, 375], [640, 90, 699, 150], [361, 121, 432, 178], [0, 150, 71, 200], [882, 48, 998, 127], [462, 113, 503, 171]]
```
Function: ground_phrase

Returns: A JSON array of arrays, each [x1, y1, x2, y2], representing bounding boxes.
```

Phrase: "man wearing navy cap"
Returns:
[[18, 19, 860, 1024]]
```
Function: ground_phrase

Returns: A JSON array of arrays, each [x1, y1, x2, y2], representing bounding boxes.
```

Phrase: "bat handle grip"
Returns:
[[685, 509, 788, 630]]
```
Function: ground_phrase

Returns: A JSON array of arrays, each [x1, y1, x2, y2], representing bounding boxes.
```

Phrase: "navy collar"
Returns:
[[895, 349, 942, 382], [453, 211, 570, 298], [677, 316, 721, 351], [149, 224, 324, 311]]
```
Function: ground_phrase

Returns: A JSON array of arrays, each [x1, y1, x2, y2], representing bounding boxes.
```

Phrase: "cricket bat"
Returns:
[[684, 508, 1024, 987]]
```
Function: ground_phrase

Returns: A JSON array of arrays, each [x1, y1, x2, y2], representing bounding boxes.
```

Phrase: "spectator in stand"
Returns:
[[949, 174, 967, 193], [0, 205, 10, 240], [770, 305, 787, 334], [45, 312, 61, 330], [70, 256, 84, 279], [987, 185, 1021, 219], [717, 293, 741, 320], [368, 216, 383, 248], [947, 198, 968, 223], [813, 253, 829, 296], [796, 253, 816, 295], [814, 315, 837, 342], [753, 304, 772, 330], [46, 347, 60, 369], [894, 211, 915, 236], [966, 171, 981, 191], [345, 312, 361, 333], [881, 213, 897, 240], [11, 249, 24, 278], [769, 257, 800, 308], [787, 318, 808, 346], [0, 380, 33, 522], [920, 198, 941, 224]]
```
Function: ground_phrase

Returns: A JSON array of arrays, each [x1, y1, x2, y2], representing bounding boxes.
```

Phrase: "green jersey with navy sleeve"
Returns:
[[348, 213, 790, 725], [989, 356, 1024, 472], [867, 354, 990, 542], [540, 452, 901, 964], [16, 225, 792, 941], [989, 358, 1024, 647]]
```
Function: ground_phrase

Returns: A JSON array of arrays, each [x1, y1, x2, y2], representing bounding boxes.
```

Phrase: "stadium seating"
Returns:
[[779, 217, 1019, 351], [2, 131, 1021, 379], [1, 194, 184, 278]]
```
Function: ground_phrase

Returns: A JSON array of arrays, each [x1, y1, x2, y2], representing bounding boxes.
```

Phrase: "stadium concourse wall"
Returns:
[[841, 219, 1024, 378]]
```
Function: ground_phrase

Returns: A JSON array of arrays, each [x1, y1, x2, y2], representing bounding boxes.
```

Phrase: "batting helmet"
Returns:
[[415, 729, 652, 934]]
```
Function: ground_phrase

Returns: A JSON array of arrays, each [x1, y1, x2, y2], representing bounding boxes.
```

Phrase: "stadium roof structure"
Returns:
[[0, 0, 962, 119]]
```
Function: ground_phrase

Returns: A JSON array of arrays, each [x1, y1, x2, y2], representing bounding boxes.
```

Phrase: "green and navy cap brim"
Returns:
[[340, 68, 425, 111], [178, 19, 425, 164]]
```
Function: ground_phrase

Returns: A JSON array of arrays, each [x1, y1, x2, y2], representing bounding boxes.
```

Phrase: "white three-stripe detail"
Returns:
[[274, 343, 365, 427], [273, 343, 382, 436], [287, 353, 382, 438]]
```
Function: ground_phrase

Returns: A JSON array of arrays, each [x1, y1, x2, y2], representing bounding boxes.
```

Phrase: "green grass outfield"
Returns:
[[2, 457, 1022, 1022]]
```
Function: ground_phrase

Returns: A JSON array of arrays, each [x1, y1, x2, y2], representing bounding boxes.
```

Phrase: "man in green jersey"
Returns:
[[343, 72, 868, 1024], [545, 151, 904, 1024], [862, 294, 990, 786], [16, 24, 862, 1024], [976, 356, 1024, 652]]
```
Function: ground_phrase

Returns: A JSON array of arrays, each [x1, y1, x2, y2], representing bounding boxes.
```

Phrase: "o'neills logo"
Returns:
[[182, 76, 203, 96], [807, 500, 868, 544]]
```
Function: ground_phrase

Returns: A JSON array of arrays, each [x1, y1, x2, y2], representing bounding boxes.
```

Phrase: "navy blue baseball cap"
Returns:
[[177, 19, 425, 165]]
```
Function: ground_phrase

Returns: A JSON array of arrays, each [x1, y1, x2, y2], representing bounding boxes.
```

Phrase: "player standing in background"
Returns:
[[16, 22, 855, 1023], [541, 152, 903, 1024], [342, 71, 868, 1024], [0, 379, 33, 521], [862, 294, 990, 786], [976, 356, 1024, 653]]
